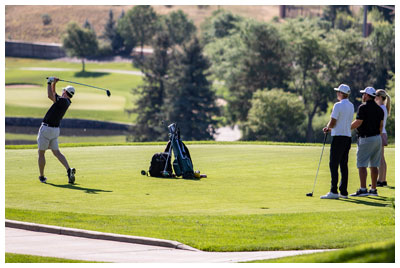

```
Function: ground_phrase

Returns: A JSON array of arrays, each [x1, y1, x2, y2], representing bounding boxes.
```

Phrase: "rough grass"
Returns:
[[5, 144, 395, 251]]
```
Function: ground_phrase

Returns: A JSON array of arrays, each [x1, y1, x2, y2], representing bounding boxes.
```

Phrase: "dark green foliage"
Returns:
[[282, 18, 331, 142], [201, 9, 243, 44], [242, 89, 306, 142], [164, 38, 219, 140], [41, 14, 52, 25], [117, 6, 159, 57], [322, 5, 351, 28], [102, 9, 125, 55], [162, 10, 196, 46], [127, 31, 173, 142], [369, 22, 395, 90], [62, 22, 98, 72]]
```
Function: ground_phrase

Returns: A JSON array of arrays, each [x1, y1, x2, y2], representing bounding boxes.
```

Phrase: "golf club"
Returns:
[[46, 77, 111, 97], [306, 132, 328, 197]]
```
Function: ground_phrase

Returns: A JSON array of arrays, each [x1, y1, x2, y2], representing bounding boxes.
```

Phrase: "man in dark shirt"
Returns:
[[37, 77, 76, 184], [350, 87, 384, 197]]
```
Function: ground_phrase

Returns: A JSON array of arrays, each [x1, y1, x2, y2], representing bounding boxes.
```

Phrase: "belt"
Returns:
[[359, 134, 379, 138], [42, 123, 59, 128]]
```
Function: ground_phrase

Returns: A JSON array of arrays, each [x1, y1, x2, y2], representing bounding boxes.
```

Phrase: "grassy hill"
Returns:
[[5, 5, 281, 43]]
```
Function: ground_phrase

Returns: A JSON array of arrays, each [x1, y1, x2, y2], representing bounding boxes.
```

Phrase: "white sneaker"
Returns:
[[320, 192, 339, 199], [339, 194, 348, 199]]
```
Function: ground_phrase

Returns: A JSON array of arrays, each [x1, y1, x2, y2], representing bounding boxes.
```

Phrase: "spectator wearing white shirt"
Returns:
[[375, 89, 391, 187], [320, 84, 354, 199]]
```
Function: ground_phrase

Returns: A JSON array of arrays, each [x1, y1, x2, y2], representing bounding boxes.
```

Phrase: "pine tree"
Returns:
[[164, 38, 219, 140], [126, 31, 173, 142]]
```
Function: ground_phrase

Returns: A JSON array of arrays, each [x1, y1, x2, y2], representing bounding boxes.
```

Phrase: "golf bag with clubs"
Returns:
[[144, 123, 195, 179], [167, 123, 195, 179]]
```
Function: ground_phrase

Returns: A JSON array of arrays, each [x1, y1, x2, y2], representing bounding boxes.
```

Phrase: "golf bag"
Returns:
[[148, 146, 173, 178], [168, 123, 195, 179]]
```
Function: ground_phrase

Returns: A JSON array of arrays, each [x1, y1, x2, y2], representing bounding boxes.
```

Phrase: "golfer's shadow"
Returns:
[[46, 183, 112, 194], [339, 196, 392, 207]]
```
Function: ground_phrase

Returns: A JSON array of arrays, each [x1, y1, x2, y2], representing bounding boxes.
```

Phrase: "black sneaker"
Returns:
[[39, 176, 47, 183], [377, 181, 387, 187], [350, 188, 369, 197], [368, 189, 378, 196], [67, 168, 76, 184]]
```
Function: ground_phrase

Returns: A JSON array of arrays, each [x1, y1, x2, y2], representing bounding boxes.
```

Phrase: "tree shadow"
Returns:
[[46, 183, 113, 194], [338, 196, 392, 207], [74, 71, 110, 78]]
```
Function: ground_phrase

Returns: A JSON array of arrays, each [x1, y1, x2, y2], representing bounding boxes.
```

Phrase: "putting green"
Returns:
[[5, 86, 125, 111]]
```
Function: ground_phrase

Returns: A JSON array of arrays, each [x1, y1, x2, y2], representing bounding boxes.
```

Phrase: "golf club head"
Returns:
[[306, 193, 313, 197], [106, 90, 111, 97]]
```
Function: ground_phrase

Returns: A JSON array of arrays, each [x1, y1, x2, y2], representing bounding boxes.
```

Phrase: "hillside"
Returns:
[[5, 5, 281, 43]]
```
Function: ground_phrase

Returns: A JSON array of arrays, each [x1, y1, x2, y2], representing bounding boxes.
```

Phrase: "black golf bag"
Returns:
[[168, 123, 195, 179], [148, 149, 173, 178]]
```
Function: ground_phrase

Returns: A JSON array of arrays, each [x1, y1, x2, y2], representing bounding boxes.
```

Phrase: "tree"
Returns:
[[164, 38, 219, 140], [325, 28, 375, 108], [369, 22, 395, 90], [126, 31, 173, 142], [322, 6, 351, 28], [62, 22, 98, 72], [282, 18, 331, 142], [102, 9, 125, 54], [242, 89, 306, 142], [201, 9, 243, 44], [162, 10, 196, 46], [205, 19, 290, 123], [117, 6, 159, 57]]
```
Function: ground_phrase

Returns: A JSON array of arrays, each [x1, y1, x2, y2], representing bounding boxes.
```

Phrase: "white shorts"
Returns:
[[37, 124, 60, 150], [356, 135, 382, 168]]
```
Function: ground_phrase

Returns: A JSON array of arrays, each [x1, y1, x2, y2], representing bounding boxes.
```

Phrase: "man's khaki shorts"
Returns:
[[37, 124, 60, 150]]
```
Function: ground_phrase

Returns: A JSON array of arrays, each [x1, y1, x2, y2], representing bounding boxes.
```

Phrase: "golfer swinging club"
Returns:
[[37, 76, 76, 184]]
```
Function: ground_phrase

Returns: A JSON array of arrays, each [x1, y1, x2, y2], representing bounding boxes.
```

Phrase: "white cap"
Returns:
[[64, 85, 75, 97], [334, 84, 351, 94], [360, 86, 376, 97]]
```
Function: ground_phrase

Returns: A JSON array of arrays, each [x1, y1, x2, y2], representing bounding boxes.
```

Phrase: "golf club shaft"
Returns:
[[311, 132, 328, 194], [59, 79, 108, 92]]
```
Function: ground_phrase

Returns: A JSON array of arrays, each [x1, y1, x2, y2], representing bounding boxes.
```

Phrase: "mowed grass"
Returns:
[[5, 253, 103, 263], [248, 240, 395, 263], [5, 144, 395, 251], [5, 57, 143, 123]]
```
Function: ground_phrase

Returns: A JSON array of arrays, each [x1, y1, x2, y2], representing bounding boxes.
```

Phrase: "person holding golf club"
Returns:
[[350, 87, 384, 197], [320, 84, 354, 199], [375, 89, 391, 187], [37, 76, 76, 184]]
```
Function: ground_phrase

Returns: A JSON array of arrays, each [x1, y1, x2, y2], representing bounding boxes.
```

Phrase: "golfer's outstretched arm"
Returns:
[[47, 77, 58, 102]]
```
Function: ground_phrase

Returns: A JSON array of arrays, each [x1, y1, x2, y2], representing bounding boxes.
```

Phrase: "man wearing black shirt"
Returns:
[[37, 76, 76, 184], [350, 87, 384, 197]]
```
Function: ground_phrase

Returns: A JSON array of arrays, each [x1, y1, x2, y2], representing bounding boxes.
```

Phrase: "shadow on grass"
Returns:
[[74, 71, 110, 78], [46, 183, 112, 194], [339, 196, 392, 207]]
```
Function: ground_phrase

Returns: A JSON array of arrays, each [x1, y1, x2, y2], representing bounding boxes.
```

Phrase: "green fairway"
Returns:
[[5, 144, 395, 251], [5, 57, 143, 123]]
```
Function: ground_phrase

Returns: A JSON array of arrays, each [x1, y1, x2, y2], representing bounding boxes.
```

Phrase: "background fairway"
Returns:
[[5, 144, 395, 251], [5, 57, 143, 123]]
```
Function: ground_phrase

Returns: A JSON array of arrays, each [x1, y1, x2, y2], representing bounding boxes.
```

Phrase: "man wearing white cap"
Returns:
[[350, 87, 384, 197], [37, 76, 76, 184], [320, 84, 354, 199]]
